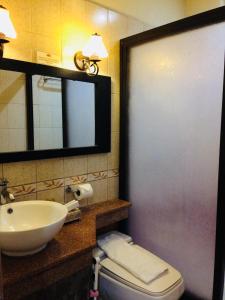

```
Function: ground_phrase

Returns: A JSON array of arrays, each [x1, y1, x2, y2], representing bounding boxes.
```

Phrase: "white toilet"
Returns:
[[94, 232, 184, 300]]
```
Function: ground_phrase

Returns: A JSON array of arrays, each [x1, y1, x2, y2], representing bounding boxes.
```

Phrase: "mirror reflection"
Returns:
[[0, 70, 27, 152], [32, 75, 63, 150], [64, 80, 95, 148]]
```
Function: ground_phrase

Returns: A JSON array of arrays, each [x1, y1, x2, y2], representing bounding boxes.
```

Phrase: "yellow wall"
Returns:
[[90, 0, 185, 26], [0, 0, 149, 205], [185, 0, 224, 16], [0, 0, 187, 205]]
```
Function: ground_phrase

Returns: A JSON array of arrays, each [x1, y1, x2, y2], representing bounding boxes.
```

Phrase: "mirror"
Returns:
[[32, 75, 63, 150], [0, 58, 111, 162], [0, 70, 27, 152]]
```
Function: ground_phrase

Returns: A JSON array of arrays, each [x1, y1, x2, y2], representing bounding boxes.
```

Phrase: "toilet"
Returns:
[[94, 231, 184, 300]]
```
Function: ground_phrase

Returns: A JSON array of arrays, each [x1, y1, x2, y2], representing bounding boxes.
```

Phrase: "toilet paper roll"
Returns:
[[74, 183, 93, 201]]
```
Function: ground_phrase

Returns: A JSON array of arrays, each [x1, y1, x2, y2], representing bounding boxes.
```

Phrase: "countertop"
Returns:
[[1, 199, 131, 300]]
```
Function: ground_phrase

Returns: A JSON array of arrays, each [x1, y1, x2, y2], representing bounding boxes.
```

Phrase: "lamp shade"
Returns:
[[82, 33, 108, 61], [0, 6, 16, 39]]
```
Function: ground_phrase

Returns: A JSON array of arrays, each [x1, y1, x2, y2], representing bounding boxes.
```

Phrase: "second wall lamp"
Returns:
[[0, 5, 16, 58], [74, 33, 108, 76]]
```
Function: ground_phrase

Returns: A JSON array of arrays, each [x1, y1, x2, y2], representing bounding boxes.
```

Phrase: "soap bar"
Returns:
[[64, 208, 81, 223]]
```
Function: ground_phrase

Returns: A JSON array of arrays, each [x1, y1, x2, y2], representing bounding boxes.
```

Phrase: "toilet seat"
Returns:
[[99, 244, 183, 297]]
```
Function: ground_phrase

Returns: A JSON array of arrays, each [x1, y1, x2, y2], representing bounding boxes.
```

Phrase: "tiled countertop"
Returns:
[[2, 199, 131, 300]]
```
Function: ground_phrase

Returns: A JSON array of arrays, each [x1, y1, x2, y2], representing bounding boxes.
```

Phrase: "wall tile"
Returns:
[[0, 71, 26, 105], [0, 129, 9, 152], [88, 179, 107, 205], [108, 10, 128, 46], [87, 154, 108, 172], [32, 33, 62, 62], [37, 158, 64, 181], [61, 0, 87, 69], [8, 129, 27, 152], [31, 0, 61, 37], [0, 104, 8, 129], [1, 0, 32, 32], [108, 132, 119, 170], [88, 171, 108, 182], [4, 32, 33, 62], [3, 161, 36, 186], [8, 103, 26, 129], [15, 192, 37, 202], [111, 93, 120, 132], [64, 156, 88, 177], [65, 175, 88, 186], [108, 176, 119, 200], [0, 164, 2, 178], [37, 158, 63, 181], [108, 43, 120, 94], [8, 183, 37, 197], [108, 169, 119, 178], [85, 1, 108, 36], [37, 187, 65, 204], [37, 179, 64, 192], [127, 18, 145, 36]]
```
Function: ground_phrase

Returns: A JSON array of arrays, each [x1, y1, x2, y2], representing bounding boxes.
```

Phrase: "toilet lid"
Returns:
[[100, 245, 182, 296]]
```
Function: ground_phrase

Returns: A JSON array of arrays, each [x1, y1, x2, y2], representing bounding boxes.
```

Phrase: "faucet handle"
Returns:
[[0, 178, 8, 186]]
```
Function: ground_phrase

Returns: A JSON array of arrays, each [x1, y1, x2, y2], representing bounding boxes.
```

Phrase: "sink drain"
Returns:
[[7, 208, 13, 214]]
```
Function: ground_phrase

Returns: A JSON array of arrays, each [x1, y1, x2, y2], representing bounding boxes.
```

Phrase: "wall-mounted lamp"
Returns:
[[74, 33, 108, 76], [0, 5, 16, 58]]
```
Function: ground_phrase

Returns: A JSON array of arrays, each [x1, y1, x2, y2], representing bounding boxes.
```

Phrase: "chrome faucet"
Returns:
[[0, 178, 15, 205]]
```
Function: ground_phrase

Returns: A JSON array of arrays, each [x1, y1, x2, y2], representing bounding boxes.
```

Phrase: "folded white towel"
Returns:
[[98, 234, 168, 284]]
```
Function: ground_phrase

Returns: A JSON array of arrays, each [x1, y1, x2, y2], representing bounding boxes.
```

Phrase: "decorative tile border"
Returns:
[[65, 175, 88, 186], [88, 171, 108, 182], [37, 179, 64, 192], [8, 183, 37, 197], [108, 169, 119, 178], [8, 169, 119, 198]]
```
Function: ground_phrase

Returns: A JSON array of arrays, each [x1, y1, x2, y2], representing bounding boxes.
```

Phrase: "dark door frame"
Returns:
[[119, 7, 225, 300]]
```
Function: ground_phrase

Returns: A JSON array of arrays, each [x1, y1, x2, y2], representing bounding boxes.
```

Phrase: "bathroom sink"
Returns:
[[0, 200, 68, 256]]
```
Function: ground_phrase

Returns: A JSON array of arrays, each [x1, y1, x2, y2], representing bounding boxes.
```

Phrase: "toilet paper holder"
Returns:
[[65, 185, 79, 198], [66, 183, 93, 201]]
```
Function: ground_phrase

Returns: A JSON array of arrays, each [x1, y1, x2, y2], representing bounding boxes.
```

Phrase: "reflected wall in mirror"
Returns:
[[0, 70, 27, 152], [64, 80, 95, 148], [32, 75, 63, 150]]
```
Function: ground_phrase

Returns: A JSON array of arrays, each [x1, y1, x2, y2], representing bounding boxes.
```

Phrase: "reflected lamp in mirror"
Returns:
[[0, 5, 16, 58], [74, 33, 108, 76]]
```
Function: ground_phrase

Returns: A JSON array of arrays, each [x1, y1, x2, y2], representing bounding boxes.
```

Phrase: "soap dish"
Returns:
[[65, 208, 81, 223]]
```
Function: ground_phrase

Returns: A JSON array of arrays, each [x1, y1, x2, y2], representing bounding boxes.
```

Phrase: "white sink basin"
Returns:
[[0, 200, 68, 256]]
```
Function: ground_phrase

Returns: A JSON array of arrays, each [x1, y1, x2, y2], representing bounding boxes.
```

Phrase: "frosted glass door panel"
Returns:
[[128, 23, 225, 299]]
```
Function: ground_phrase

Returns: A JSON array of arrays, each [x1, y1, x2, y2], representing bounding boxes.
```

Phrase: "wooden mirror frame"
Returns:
[[0, 58, 111, 163]]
